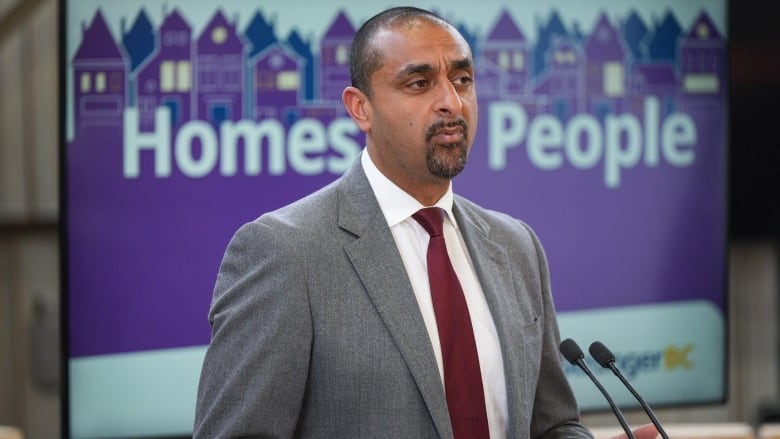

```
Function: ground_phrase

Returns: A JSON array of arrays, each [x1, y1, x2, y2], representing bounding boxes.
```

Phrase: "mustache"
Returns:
[[425, 119, 469, 142]]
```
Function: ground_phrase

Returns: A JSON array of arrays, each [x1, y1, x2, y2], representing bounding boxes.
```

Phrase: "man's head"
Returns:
[[342, 7, 478, 205], [350, 7, 448, 98]]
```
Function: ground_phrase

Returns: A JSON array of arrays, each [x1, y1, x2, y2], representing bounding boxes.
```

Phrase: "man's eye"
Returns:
[[409, 79, 429, 89], [453, 75, 473, 86]]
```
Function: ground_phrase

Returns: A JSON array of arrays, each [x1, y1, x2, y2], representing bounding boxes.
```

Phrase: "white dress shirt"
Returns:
[[361, 150, 508, 438]]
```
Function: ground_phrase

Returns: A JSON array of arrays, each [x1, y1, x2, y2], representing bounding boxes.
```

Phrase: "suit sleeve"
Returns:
[[523, 223, 594, 439], [193, 220, 312, 438]]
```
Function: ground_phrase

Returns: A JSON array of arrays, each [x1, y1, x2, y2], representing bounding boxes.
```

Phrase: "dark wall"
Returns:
[[729, 2, 780, 238]]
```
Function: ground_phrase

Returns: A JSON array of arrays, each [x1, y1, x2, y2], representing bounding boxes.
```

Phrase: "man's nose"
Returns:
[[434, 80, 463, 116]]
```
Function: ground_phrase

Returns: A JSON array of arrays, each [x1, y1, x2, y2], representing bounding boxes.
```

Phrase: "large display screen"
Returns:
[[62, 0, 728, 437]]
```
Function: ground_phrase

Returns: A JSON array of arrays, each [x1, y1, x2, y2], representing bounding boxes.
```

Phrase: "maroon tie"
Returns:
[[413, 207, 490, 439]]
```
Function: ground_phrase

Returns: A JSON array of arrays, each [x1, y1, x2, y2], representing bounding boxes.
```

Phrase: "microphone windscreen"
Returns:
[[589, 341, 616, 367], [559, 338, 585, 364]]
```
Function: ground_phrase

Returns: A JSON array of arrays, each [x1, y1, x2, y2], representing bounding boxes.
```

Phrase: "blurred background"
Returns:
[[0, 0, 778, 437]]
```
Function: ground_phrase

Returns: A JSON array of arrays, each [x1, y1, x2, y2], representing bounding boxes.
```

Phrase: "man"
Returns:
[[194, 6, 658, 439]]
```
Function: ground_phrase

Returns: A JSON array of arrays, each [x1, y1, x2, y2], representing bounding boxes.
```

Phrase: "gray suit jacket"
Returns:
[[194, 159, 592, 438]]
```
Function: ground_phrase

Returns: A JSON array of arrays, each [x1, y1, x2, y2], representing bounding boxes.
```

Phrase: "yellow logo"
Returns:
[[664, 344, 694, 370]]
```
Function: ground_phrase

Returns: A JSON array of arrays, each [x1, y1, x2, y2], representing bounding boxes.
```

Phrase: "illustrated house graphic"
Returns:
[[122, 9, 155, 71], [679, 11, 725, 97], [286, 29, 316, 102], [196, 10, 245, 127], [533, 39, 585, 119], [121, 9, 155, 107], [250, 42, 304, 121], [67, 6, 726, 153], [136, 8, 193, 131], [584, 12, 628, 117], [629, 63, 678, 115], [646, 11, 682, 64], [481, 9, 529, 98], [72, 9, 126, 135], [622, 10, 649, 62], [533, 10, 569, 78], [319, 10, 354, 103]]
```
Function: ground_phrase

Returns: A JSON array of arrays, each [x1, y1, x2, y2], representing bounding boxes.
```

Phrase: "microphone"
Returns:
[[559, 338, 636, 439], [589, 341, 669, 439]]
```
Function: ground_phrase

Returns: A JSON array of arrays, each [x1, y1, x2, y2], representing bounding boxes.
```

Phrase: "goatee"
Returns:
[[425, 119, 469, 179]]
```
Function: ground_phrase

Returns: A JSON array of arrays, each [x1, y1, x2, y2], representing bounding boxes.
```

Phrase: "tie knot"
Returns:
[[413, 207, 445, 237]]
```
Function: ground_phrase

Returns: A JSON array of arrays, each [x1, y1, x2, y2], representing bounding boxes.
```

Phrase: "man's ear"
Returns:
[[342, 86, 371, 132]]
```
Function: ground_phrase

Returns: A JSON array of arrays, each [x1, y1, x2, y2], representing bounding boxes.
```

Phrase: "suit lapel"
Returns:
[[336, 162, 453, 438], [453, 201, 529, 437]]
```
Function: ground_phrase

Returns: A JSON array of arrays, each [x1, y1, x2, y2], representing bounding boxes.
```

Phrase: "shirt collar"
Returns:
[[361, 149, 458, 229]]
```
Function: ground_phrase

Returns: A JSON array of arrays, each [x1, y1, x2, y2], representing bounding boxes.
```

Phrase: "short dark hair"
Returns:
[[349, 7, 449, 97]]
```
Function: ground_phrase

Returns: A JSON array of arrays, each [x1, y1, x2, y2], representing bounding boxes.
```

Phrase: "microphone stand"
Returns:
[[589, 341, 669, 439]]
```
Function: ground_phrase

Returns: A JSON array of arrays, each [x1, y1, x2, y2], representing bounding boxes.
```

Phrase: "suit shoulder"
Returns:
[[252, 179, 341, 230], [454, 195, 537, 240]]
